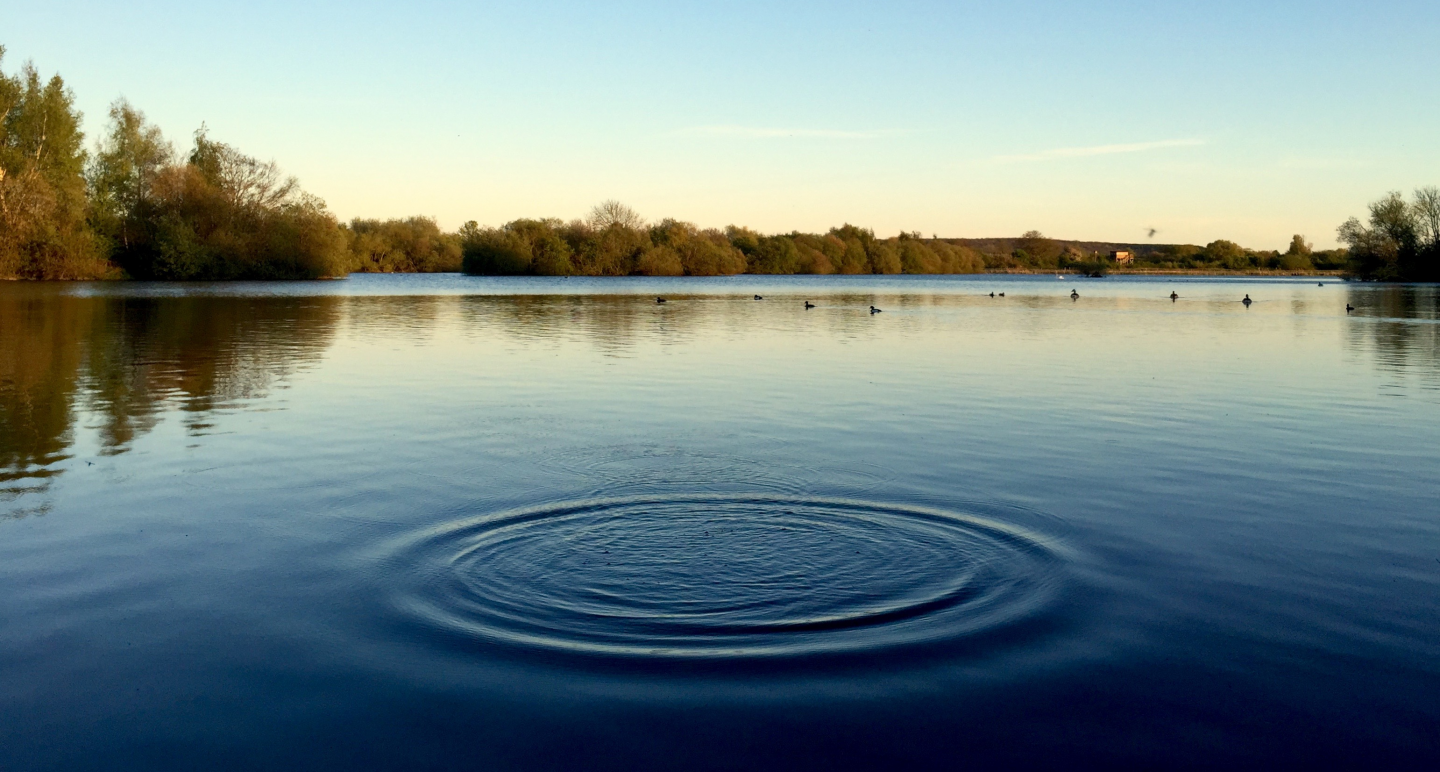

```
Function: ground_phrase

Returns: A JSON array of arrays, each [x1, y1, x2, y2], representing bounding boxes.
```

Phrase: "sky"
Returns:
[[6, 0, 1439, 248]]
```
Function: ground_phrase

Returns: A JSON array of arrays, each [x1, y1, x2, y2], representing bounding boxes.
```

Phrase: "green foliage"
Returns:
[[107, 127, 345, 279], [1338, 188, 1440, 281], [457, 207, 989, 277], [1278, 236, 1314, 271], [0, 48, 109, 279], [747, 235, 801, 274], [345, 217, 461, 273], [1012, 230, 1062, 269], [460, 218, 576, 276], [1202, 240, 1253, 270], [87, 99, 173, 256]]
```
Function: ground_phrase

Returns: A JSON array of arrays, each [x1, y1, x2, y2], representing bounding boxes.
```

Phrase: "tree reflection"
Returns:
[[1345, 285, 1440, 378], [1, 288, 339, 514]]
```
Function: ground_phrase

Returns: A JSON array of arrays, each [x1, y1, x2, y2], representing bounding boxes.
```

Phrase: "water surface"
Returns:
[[2, 275, 1437, 768]]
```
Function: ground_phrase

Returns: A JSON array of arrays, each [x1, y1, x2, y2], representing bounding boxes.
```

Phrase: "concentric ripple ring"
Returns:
[[387, 494, 1068, 658]]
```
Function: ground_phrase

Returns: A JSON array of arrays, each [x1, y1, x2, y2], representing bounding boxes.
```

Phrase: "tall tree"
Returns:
[[87, 99, 173, 251], [0, 47, 104, 278]]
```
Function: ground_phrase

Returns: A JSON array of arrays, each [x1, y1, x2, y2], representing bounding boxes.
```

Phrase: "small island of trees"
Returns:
[[2, 45, 1434, 283]]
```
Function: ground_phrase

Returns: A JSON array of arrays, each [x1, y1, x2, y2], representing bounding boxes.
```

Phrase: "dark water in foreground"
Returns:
[[2, 274, 1437, 769]]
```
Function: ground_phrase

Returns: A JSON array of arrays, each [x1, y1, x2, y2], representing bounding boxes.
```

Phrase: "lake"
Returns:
[[2, 274, 1437, 769]]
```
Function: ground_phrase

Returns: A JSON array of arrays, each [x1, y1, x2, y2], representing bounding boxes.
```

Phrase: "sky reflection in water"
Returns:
[[1, 275, 1437, 769]]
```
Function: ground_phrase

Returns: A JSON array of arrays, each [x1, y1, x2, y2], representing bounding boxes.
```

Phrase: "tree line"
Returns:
[[1, 47, 458, 280], [1337, 189, 1440, 282], [458, 203, 986, 277], [3, 46, 1431, 281]]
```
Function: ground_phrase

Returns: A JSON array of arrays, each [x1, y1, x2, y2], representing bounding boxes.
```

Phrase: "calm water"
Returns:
[[2, 274, 1437, 769]]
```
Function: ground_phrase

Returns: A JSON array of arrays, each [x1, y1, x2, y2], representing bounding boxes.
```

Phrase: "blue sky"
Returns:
[[7, 0, 1439, 247]]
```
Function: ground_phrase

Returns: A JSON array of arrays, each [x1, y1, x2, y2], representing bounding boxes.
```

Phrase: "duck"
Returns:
[[754, 295, 763, 300], [869, 305, 882, 314], [1170, 291, 1179, 300], [1346, 304, 1355, 313], [656, 297, 666, 304], [1070, 289, 1079, 299], [989, 292, 995, 298], [804, 301, 815, 309], [998, 292, 1006, 297], [1242, 294, 1252, 306], [1318, 282, 1325, 287]]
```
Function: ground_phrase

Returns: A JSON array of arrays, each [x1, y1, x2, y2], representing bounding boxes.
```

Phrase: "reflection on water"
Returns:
[[1, 275, 1438, 768], [1, 290, 336, 512], [6, 278, 1440, 513], [1345, 285, 1440, 382]]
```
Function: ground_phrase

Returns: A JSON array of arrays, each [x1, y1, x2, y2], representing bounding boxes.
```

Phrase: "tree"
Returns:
[[588, 200, 644, 230], [1413, 186, 1440, 250], [1278, 234, 1314, 271], [0, 48, 106, 278], [344, 217, 461, 273], [1202, 240, 1250, 270], [1338, 189, 1438, 281], [113, 127, 344, 279], [1285, 234, 1312, 257], [1015, 230, 1061, 268], [87, 99, 173, 252]]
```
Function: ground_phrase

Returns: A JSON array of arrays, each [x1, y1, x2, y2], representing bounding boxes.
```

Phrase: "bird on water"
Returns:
[[1346, 304, 1355, 312], [989, 292, 995, 298], [1070, 289, 1079, 299], [656, 297, 666, 304], [1243, 294, 1252, 306], [804, 301, 815, 309], [869, 305, 882, 314], [1170, 291, 1179, 300], [999, 292, 1005, 297], [754, 295, 763, 300]]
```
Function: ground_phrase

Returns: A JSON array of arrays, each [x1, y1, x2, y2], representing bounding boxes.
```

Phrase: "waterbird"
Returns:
[[989, 292, 995, 298], [1070, 289, 1079, 299], [804, 301, 815, 309], [999, 292, 1005, 297], [656, 297, 666, 304], [869, 306, 882, 314], [1242, 294, 1252, 306], [1319, 282, 1325, 287], [754, 295, 763, 300], [1346, 304, 1355, 312], [1170, 291, 1179, 300]]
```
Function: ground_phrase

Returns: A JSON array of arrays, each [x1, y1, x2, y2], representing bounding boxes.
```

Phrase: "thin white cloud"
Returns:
[[995, 138, 1205, 163], [674, 125, 898, 140]]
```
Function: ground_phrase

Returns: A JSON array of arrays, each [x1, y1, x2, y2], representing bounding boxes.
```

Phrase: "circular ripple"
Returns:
[[388, 495, 1067, 658]]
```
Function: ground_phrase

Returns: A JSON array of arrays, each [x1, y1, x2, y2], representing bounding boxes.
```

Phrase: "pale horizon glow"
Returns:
[[994, 139, 1207, 164], [7, 0, 1440, 249], [672, 125, 901, 140]]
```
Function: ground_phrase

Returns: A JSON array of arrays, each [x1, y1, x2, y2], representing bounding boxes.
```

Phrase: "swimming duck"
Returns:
[[998, 292, 1005, 297], [1346, 304, 1355, 312], [1170, 291, 1179, 300], [1070, 289, 1079, 299], [656, 297, 666, 304], [869, 306, 882, 314], [804, 301, 815, 309], [1242, 294, 1252, 306], [754, 295, 763, 300], [1318, 282, 1324, 287], [989, 292, 995, 298]]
